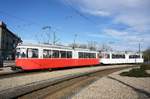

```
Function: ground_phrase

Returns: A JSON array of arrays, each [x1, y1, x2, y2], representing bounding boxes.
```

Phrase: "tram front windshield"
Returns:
[[16, 48, 27, 58], [16, 48, 39, 58]]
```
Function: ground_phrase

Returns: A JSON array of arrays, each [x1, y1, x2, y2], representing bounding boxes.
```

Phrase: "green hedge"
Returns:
[[120, 68, 150, 77]]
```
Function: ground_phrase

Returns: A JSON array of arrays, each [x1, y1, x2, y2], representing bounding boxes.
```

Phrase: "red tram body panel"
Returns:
[[16, 58, 99, 70]]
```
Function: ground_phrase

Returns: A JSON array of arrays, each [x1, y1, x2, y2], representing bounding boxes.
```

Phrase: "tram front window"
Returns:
[[21, 52, 26, 58], [16, 48, 20, 58], [16, 48, 27, 58]]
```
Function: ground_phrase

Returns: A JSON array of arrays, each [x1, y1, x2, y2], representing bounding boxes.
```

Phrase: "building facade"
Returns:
[[0, 21, 22, 60]]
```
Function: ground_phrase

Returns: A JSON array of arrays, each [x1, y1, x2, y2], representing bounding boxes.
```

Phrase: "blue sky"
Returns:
[[0, 0, 150, 51]]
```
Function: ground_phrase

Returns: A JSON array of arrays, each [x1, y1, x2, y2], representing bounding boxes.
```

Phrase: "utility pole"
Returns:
[[139, 43, 141, 53], [73, 34, 77, 49], [42, 26, 51, 44], [138, 39, 144, 53], [52, 31, 59, 45], [53, 31, 56, 45], [42, 26, 60, 45], [52, 30, 60, 45]]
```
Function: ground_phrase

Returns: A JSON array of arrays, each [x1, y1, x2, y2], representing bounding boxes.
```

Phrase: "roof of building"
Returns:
[[0, 21, 22, 42]]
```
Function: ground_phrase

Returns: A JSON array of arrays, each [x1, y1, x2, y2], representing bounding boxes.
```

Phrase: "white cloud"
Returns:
[[81, 9, 110, 16], [114, 14, 150, 32], [104, 29, 128, 37], [103, 28, 150, 50], [64, 0, 150, 50], [87, 33, 108, 38], [66, 0, 150, 32]]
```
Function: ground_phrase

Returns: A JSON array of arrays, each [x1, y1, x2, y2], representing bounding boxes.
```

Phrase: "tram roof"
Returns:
[[17, 43, 72, 49], [100, 51, 142, 54], [17, 43, 97, 52]]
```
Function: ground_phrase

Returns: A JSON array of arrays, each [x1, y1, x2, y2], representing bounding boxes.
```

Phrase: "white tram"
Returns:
[[99, 51, 144, 64]]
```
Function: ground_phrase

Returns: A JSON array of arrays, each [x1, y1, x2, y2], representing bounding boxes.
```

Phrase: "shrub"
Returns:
[[120, 68, 150, 77], [140, 64, 150, 70]]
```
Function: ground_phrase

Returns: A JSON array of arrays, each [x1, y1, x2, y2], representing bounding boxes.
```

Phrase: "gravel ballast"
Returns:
[[71, 68, 150, 99]]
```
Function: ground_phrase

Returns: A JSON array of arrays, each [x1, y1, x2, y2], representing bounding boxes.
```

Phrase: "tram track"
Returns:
[[0, 65, 137, 99], [0, 65, 94, 79], [19, 67, 131, 99], [0, 64, 135, 79]]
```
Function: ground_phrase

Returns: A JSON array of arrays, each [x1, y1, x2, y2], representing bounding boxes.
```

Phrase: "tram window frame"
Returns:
[[90, 53, 96, 58], [60, 51, 67, 58], [16, 48, 20, 58], [89, 53, 92, 58], [112, 54, 125, 59], [101, 53, 110, 59], [16, 51, 20, 58], [84, 53, 89, 58], [129, 55, 140, 59], [19, 48, 27, 58], [43, 49, 52, 58], [27, 48, 39, 58], [67, 51, 72, 58], [52, 50, 59, 58], [78, 52, 84, 58], [78, 52, 96, 58]]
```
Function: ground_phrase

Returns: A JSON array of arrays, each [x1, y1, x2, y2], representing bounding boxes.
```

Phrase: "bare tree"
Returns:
[[143, 47, 150, 63], [97, 43, 113, 51], [68, 43, 79, 48], [87, 41, 97, 51], [78, 44, 88, 49]]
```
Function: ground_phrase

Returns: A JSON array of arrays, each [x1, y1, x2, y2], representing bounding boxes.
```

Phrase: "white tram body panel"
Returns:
[[100, 51, 144, 64]]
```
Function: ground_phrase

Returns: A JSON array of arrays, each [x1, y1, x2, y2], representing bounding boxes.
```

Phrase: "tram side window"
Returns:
[[112, 54, 125, 59], [67, 51, 72, 58], [99, 53, 102, 58], [84, 53, 89, 58], [43, 49, 52, 58], [103, 54, 110, 59], [27, 48, 39, 58], [137, 55, 140, 58], [136, 55, 140, 58], [52, 50, 59, 58], [60, 51, 67, 58], [78, 52, 96, 58], [90, 53, 96, 58], [78, 52, 84, 58], [129, 55, 140, 59]]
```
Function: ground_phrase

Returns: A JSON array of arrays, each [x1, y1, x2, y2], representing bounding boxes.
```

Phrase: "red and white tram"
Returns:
[[15, 44, 99, 70]]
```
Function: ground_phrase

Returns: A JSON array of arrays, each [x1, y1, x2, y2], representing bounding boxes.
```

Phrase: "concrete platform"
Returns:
[[0, 67, 16, 75], [72, 68, 150, 99]]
